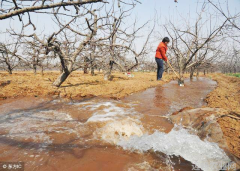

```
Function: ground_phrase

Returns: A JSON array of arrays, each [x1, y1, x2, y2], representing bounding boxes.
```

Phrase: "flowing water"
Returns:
[[0, 77, 231, 171]]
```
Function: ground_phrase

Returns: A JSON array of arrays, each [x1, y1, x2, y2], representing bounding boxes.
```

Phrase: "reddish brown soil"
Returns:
[[0, 71, 179, 101], [206, 74, 240, 113], [206, 74, 240, 159]]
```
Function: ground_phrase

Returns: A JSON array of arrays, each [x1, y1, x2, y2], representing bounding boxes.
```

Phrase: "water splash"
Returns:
[[117, 126, 230, 171], [94, 118, 144, 144]]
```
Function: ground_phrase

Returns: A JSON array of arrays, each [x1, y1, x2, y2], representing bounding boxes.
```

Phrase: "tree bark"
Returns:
[[104, 69, 111, 80], [84, 57, 88, 74], [196, 68, 199, 77], [6, 64, 12, 74], [33, 64, 37, 75], [91, 61, 95, 76], [41, 66, 44, 76], [104, 61, 114, 80], [52, 71, 70, 87], [5, 58, 13, 74], [179, 56, 184, 82], [7, 68, 12, 74], [0, 0, 102, 20], [60, 65, 63, 73], [190, 67, 194, 80]]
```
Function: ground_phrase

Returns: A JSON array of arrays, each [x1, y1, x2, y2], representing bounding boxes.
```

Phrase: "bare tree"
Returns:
[[207, 0, 240, 31], [7, 1, 148, 86], [162, 3, 228, 81], [99, 15, 154, 80], [0, 41, 24, 74], [206, 0, 240, 74], [0, 0, 103, 20]]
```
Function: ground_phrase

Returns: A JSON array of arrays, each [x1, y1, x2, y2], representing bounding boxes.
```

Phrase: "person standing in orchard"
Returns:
[[155, 37, 170, 81]]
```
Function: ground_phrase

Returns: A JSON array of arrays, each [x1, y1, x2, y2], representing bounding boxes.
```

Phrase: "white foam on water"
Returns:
[[93, 118, 144, 144], [1, 110, 79, 144], [73, 101, 114, 111], [127, 161, 159, 171], [86, 101, 138, 122], [71, 101, 95, 107], [5, 116, 53, 144], [117, 126, 231, 171], [32, 110, 73, 121]]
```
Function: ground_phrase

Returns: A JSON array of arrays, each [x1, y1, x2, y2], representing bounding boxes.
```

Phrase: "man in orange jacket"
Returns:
[[155, 37, 170, 80]]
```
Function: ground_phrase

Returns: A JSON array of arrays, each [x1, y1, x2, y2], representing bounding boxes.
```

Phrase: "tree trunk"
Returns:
[[33, 54, 37, 75], [179, 57, 184, 82], [33, 65, 37, 75], [104, 69, 111, 80], [190, 71, 194, 79], [90, 61, 95, 76], [190, 67, 194, 80], [105, 19, 117, 81], [5, 60, 12, 74], [84, 66, 88, 74], [91, 66, 94, 76], [104, 61, 114, 80], [7, 68, 12, 74], [196, 68, 199, 77], [84, 57, 88, 74], [204, 69, 206, 75], [41, 66, 44, 76], [60, 65, 63, 73], [53, 71, 70, 87]]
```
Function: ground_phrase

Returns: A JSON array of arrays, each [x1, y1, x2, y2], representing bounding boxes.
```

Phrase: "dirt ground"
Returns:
[[206, 74, 240, 160], [206, 74, 240, 113], [0, 71, 239, 107], [0, 71, 179, 101], [0, 71, 239, 161]]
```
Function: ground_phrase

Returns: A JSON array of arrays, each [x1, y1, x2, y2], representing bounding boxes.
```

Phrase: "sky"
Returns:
[[1, 0, 239, 34], [0, 0, 239, 60]]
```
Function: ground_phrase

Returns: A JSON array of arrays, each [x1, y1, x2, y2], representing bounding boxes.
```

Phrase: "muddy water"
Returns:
[[0, 77, 230, 171], [122, 77, 217, 133]]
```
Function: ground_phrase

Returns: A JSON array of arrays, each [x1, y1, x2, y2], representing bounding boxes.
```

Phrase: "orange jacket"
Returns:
[[155, 42, 168, 61]]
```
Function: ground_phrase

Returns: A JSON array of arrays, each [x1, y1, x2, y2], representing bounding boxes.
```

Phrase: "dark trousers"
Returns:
[[155, 58, 164, 80]]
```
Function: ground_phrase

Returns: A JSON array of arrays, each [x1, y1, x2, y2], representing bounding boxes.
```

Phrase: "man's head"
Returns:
[[162, 37, 170, 46]]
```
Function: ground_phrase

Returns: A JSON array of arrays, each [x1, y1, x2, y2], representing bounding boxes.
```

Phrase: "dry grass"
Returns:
[[0, 71, 179, 100]]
